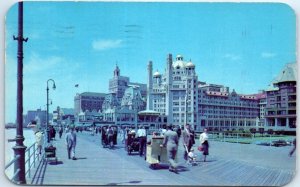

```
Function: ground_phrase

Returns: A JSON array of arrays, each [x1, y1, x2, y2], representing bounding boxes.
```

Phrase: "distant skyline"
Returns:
[[5, 2, 296, 123]]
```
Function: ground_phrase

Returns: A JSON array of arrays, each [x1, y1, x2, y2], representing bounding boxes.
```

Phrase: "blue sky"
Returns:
[[5, 2, 296, 123]]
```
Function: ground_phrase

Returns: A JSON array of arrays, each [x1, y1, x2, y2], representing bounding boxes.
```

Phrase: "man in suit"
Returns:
[[182, 124, 195, 161], [65, 126, 77, 160], [161, 124, 179, 173]]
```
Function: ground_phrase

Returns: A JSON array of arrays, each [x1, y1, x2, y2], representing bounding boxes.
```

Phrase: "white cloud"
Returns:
[[24, 53, 63, 73], [92, 39, 122, 51], [223, 53, 241, 61], [261, 52, 276, 58]]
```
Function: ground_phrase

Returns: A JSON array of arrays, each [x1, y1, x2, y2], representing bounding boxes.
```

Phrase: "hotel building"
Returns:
[[148, 54, 198, 129], [265, 63, 297, 133], [197, 83, 260, 132], [74, 92, 106, 115], [147, 53, 296, 133]]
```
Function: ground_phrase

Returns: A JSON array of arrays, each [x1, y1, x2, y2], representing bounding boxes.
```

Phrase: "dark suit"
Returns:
[[163, 129, 179, 170]]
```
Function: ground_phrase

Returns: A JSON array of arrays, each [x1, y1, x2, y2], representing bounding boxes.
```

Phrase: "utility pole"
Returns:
[[12, 1, 28, 184]]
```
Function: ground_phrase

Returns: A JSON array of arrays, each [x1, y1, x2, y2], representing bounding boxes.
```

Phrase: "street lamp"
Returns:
[[46, 79, 56, 143]]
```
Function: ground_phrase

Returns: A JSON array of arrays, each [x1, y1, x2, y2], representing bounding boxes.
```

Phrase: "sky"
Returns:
[[5, 2, 296, 123]]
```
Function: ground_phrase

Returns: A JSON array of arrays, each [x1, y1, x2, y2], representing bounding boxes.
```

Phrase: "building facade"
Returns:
[[102, 85, 146, 126], [148, 54, 198, 128], [74, 92, 106, 115], [109, 65, 147, 100], [265, 63, 297, 134], [198, 83, 260, 132]]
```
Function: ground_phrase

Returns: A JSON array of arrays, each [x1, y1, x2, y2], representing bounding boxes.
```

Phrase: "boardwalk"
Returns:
[[28, 131, 296, 186]]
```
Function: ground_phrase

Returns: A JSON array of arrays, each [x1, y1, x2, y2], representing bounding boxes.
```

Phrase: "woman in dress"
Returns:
[[199, 128, 209, 162]]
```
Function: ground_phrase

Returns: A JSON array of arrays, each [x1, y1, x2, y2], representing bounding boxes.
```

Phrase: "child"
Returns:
[[188, 148, 197, 165]]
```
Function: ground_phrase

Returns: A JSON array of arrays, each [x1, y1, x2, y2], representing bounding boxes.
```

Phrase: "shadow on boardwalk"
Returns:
[[28, 132, 296, 186]]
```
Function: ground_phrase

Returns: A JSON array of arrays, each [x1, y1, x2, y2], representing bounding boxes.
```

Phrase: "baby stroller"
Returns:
[[184, 145, 197, 166]]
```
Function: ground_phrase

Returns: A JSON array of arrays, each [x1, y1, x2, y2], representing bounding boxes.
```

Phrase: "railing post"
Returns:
[[27, 149, 31, 178], [33, 144, 36, 168]]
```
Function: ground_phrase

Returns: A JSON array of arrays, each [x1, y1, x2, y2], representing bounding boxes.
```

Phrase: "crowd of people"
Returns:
[[31, 121, 296, 175]]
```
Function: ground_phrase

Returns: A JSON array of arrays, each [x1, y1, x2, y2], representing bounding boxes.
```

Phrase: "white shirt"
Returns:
[[199, 132, 208, 144], [136, 128, 146, 137]]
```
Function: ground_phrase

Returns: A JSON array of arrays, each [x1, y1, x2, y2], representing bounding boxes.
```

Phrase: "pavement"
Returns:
[[28, 131, 296, 186]]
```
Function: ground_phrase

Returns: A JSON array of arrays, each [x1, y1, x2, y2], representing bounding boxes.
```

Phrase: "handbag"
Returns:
[[198, 145, 203, 152]]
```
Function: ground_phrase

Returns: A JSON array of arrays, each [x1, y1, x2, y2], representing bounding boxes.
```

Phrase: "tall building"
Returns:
[[148, 54, 198, 128], [109, 65, 130, 100], [148, 53, 268, 132], [265, 63, 297, 133], [74, 92, 106, 115], [109, 65, 147, 100]]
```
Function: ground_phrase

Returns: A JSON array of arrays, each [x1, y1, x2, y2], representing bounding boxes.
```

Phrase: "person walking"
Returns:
[[161, 124, 179, 173], [106, 126, 114, 148], [176, 126, 182, 139], [49, 125, 56, 141], [58, 126, 63, 139], [182, 124, 195, 161], [35, 129, 44, 155], [199, 128, 209, 162], [65, 126, 77, 160], [289, 138, 296, 157], [136, 125, 147, 157]]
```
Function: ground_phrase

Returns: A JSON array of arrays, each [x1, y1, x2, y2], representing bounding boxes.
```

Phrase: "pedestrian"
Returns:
[[289, 138, 296, 157], [136, 125, 147, 157], [106, 126, 114, 148], [58, 126, 63, 139], [49, 125, 56, 141], [176, 126, 182, 139], [124, 127, 129, 144], [35, 129, 44, 155], [199, 128, 209, 162], [161, 124, 179, 173], [121, 127, 125, 144], [113, 127, 118, 145], [161, 125, 167, 136], [65, 126, 77, 160], [182, 124, 195, 161]]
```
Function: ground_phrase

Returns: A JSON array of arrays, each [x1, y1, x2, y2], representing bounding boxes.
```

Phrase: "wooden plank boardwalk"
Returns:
[[27, 132, 296, 186]]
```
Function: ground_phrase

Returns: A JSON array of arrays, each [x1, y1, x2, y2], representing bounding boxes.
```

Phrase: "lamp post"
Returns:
[[46, 79, 56, 143], [11, 2, 28, 184]]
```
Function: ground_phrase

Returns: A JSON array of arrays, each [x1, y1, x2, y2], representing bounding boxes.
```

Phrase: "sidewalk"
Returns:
[[28, 132, 296, 186], [30, 133, 177, 185]]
